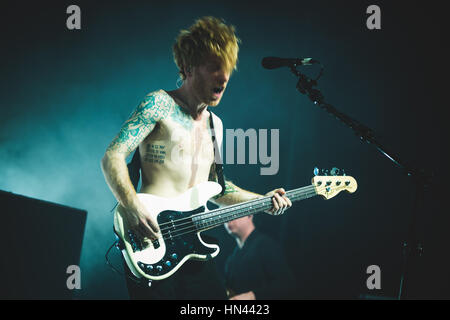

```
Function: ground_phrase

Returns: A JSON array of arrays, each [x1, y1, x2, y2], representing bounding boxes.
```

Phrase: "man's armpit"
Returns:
[[106, 92, 174, 156]]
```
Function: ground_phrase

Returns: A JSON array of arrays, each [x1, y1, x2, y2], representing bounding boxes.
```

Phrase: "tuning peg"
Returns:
[[322, 169, 329, 176], [330, 167, 340, 176], [342, 169, 346, 176], [313, 167, 319, 176]]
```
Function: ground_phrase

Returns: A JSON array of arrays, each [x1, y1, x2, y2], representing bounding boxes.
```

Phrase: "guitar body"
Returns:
[[113, 181, 223, 281]]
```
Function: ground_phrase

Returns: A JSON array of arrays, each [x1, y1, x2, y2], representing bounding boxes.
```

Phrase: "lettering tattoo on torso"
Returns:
[[143, 144, 166, 164]]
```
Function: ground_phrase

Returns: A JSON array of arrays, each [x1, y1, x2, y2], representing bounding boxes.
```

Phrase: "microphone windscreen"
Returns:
[[261, 57, 284, 69]]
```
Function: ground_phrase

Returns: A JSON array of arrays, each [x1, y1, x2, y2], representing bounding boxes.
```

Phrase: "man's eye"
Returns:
[[208, 64, 221, 72]]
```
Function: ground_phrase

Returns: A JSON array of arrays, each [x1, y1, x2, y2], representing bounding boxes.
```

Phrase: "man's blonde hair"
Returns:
[[173, 16, 240, 80]]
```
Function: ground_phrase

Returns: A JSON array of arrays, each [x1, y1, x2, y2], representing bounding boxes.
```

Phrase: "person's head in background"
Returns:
[[225, 215, 255, 248]]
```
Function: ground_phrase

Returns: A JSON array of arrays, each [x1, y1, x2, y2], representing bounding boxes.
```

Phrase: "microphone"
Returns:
[[261, 56, 318, 69]]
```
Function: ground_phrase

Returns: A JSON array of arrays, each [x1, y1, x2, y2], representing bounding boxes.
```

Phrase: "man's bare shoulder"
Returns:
[[105, 90, 176, 155], [137, 89, 176, 118]]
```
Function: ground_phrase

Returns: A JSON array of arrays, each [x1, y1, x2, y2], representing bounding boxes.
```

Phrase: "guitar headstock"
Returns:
[[312, 167, 357, 200]]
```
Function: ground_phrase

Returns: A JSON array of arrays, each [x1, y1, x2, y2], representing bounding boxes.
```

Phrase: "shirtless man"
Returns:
[[101, 17, 292, 299]]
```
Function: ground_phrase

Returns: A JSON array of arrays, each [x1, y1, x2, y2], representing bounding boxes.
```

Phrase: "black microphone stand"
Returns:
[[289, 65, 432, 300]]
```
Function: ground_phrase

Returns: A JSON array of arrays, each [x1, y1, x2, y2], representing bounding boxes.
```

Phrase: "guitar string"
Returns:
[[157, 188, 320, 241], [135, 185, 325, 245], [131, 186, 317, 249], [156, 178, 353, 231], [156, 185, 317, 233], [128, 179, 353, 233], [157, 181, 351, 233], [153, 187, 306, 230], [161, 188, 317, 235], [155, 184, 317, 231]]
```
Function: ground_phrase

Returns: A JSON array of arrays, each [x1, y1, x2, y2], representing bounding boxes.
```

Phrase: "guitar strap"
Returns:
[[127, 146, 141, 191], [126, 110, 226, 196], [208, 110, 226, 196]]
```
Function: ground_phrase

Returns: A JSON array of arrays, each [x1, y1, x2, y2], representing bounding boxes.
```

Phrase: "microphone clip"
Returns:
[[291, 66, 324, 105]]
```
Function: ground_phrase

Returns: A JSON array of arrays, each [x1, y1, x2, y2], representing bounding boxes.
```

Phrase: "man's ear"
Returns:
[[184, 66, 192, 78]]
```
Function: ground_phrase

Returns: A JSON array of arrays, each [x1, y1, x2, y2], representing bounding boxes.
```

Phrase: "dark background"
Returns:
[[0, 0, 448, 299]]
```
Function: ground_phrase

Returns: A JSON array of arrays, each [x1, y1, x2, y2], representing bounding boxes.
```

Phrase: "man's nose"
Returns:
[[217, 70, 230, 84]]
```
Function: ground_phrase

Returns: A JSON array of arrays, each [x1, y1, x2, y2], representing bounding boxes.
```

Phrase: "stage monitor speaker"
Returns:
[[0, 190, 87, 299]]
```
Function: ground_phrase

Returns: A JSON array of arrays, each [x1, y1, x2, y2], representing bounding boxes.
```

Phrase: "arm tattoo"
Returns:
[[211, 175, 239, 200], [209, 162, 239, 200], [107, 91, 173, 156], [223, 180, 239, 195]]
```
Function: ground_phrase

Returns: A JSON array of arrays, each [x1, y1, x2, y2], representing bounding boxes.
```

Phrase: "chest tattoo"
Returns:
[[170, 105, 193, 131]]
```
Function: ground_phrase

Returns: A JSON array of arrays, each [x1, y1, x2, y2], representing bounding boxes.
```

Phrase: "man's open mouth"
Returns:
[[213, 87, 224, 94]]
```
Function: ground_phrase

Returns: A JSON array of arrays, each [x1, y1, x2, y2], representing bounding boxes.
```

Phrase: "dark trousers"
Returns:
[[124, 258, 227, 300]]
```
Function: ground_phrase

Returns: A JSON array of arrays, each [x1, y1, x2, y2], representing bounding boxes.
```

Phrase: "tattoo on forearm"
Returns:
[[143, 144, 166, 164], [212, 179, 239, 200], [223, 180, 239, 195]]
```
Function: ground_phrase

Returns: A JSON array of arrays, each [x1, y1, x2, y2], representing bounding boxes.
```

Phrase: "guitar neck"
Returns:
[[192, 184, 318, 232]]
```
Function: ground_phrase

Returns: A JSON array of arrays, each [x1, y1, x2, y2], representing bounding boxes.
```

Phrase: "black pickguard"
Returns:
[[132, 206, 218, 278]]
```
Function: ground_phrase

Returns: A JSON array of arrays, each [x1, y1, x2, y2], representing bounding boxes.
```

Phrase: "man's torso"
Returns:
[[138, 90, 216, 198]]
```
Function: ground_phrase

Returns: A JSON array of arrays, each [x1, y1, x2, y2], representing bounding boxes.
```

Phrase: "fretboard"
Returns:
[[192, 185, 318, 232]]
